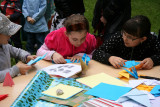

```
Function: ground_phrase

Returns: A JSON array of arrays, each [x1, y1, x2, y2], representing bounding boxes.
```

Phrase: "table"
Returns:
[[0, 60, 160, 107]]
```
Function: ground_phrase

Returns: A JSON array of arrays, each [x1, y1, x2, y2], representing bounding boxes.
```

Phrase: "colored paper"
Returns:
[[117, 89, 151, 107], [123, 60, 140, 68], [150, 85, 160, 97], [42, 84, 83, 99], [3, 72, 14, 87], [122, 67, 138, 79], [85, 83, 132, 101], [76, 73, 127, 88], [82, 98, 122, 107], [27, 53, 47, 65], [40, 90, 93, 106], [42, 64, 82, 78], [0, 94, 8, 101]]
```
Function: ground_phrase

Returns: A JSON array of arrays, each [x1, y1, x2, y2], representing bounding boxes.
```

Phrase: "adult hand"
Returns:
[[141, 58, 154, 70], [109, 56, 127, 68], [52, 52, 66, 64], [16, 62, 32, 75], [67, 55, 81, 62], [26, 55, 37, 63]]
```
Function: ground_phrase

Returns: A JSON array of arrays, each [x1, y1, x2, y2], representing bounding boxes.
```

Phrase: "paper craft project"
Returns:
[[117, 89, 151, 107], [42, 64, 82, 78], [150, 85, 160, 97], [118, 70, 130, 81], [85, 83, 132, 101], [3, 72, 14, 87], [40, 90, 93, 107], [0, 94, 8, 101], [76, 73, 127, 88], [82, 98, 122, 107], [122, 67, 138, 79], [27, 53, 47, 65], [42, 84, 83, 99], [52, 53, 90, 65], [123, 60, 140, 68]]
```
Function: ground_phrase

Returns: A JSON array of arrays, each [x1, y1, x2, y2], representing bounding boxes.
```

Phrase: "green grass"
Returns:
[[84, 0, 160, 34]]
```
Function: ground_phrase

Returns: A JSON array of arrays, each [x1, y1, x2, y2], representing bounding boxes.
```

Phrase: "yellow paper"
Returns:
[[119, 70, 130, 79], [76, 73, 127, 88], [42, 84, 83, 99]]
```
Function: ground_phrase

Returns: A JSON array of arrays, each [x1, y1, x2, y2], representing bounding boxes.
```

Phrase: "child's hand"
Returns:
[[16, 62, 32, 75], [27, 16, 32, 22], [26, 55, 37, 63], [141, 58, 154, 70], [108, 56, 127, 68], [67, 55, 81, 62], [52, 52, 66, 64]]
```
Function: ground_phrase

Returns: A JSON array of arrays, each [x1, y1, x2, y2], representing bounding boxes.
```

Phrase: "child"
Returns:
[[22, 0, 48, 54], [92, 15, 160, 69], [0, 0, 22, 49], [0, 13, 37, 82], [37, 14, 97, 64]]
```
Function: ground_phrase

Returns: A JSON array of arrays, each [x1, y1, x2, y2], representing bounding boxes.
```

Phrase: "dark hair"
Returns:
[[122, 15, 151, 38], [63, 14, 89, 33]]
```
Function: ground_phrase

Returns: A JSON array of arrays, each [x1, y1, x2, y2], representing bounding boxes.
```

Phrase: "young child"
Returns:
[[0, 0, 22, 49], [0, 13, 36, 82], [37, 14, 97, 64], [93, 15, 160, 70], [22, 0, 48, 54]]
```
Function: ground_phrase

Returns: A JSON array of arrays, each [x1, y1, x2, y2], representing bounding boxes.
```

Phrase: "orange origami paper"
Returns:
[[3, 72, 14, 87]]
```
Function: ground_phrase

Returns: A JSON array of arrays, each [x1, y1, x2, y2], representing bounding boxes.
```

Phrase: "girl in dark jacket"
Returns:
[[93, 15, 160, 70], [92, 0, 131, 41]]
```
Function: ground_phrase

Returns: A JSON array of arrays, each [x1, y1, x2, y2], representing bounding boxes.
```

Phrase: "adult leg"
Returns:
[[26, 32, 36, 54]]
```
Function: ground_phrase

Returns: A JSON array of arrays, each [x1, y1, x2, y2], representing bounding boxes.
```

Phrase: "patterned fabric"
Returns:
[[93, 32, 160, 66], [0, 13, 21, 36]]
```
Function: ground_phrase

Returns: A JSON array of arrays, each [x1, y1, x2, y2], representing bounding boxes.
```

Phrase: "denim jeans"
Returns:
[[26, 32, 46, 54]]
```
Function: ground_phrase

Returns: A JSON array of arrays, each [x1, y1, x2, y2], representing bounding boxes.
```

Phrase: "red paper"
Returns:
[[0, 94, 8, 101], [3, 72, 14, 87]]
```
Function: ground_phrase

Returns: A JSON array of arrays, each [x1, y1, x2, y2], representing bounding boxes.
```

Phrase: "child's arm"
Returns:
[[32, 0, 47, 22], [0, 66, 19, 82], [22, 0, 29, 19], [36, 43, 55, 61], [8, 44, 30, 63]]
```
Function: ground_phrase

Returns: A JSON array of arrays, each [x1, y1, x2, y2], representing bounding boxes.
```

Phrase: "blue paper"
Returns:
[[122, 67, 138, 79], [117, 89, 151, 107], [150, 85, 160, 97], [84, 82, 132, 101], [52, 53, 90, 65], [123, 61, 140, 68], [27, 53, 47, 65]]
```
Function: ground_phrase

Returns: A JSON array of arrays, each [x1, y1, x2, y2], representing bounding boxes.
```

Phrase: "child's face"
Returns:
[[67, 30, 87, 47], [0, 34, 10, 44], [122, 32, 146, 47]]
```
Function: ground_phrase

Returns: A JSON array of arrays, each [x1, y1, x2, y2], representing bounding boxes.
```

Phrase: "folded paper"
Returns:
[[117, 89, 151, 107], [3, 72, 14, 87], [27, 53, 47, 65]]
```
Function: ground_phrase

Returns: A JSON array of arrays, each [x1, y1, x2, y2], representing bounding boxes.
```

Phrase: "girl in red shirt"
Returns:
[[37, 14, 97, 64]]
